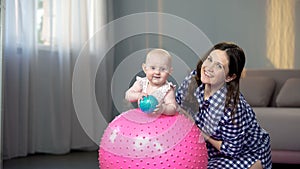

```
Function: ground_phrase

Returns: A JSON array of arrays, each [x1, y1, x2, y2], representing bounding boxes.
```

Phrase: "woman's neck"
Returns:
[[204, 83, 223, 100]]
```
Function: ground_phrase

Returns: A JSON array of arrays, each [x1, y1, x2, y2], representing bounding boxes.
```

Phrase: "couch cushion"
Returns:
[[240, 77, 275, 107], [276, 78, 300, 107]]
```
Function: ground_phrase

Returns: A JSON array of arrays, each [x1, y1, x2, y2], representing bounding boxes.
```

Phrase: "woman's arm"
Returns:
[[176, 70, 197, 106], [202, 132, 222, 151], [217, 109, 246, 157]]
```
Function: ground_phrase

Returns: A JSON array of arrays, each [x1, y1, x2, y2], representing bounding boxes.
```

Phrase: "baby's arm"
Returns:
[[157, 87, 178, 115], [125, 80, 147, 102]]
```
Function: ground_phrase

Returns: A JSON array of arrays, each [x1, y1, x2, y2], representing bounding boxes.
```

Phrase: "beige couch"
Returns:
[[240, 69, 300, 164]]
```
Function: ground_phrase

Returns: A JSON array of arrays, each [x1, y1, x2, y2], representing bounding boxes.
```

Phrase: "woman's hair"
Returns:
[[195, 42, 246, 118]]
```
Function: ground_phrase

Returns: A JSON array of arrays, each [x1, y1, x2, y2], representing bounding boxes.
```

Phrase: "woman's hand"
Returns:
[[201, 131, 210, 141], [201, 131, 222, 151]]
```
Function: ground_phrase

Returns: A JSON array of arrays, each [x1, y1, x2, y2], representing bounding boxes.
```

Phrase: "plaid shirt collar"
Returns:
[[195, 84, 227, 108]]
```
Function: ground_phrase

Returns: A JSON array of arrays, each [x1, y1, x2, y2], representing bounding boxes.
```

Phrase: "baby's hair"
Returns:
[[146, 48, 172, 64]]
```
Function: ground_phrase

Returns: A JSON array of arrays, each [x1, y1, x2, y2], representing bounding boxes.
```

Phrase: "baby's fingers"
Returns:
[[153, 104, 162, 114]]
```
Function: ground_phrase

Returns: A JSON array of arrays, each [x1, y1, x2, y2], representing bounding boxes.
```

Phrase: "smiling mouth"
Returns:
[[204, 70, 213, 78]]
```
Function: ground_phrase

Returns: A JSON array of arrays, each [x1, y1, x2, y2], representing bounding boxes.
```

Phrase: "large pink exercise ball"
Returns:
[[98, 108, 208, 169]]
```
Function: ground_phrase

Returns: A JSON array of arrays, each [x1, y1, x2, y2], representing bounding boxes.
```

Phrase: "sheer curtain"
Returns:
[[3, 0, 110, 159]]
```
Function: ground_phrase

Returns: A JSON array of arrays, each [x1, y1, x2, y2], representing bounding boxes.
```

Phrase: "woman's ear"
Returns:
[[225, 74, 237, 82]]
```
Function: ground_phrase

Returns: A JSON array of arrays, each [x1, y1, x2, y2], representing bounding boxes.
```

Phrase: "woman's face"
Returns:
[[201, 49, 230, 89]]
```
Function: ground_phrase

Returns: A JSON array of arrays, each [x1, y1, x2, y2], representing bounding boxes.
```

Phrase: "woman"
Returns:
[[176, 42, 272, 169]]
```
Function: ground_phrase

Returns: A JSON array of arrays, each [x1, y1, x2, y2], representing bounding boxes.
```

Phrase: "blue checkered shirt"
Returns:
[[176, 70, 272, 169]]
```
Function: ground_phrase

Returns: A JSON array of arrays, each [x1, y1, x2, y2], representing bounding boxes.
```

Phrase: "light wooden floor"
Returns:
[[3, 151, 300, 169]]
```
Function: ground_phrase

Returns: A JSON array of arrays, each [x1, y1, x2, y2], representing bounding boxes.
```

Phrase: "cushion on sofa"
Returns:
[[240, 76, 276, 107], [276, 78, 300, 107]]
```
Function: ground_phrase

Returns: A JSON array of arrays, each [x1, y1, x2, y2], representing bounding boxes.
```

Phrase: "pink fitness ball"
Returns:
[[98, 108, 208, 169]]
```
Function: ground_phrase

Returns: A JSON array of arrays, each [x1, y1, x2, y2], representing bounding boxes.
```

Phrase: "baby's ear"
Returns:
[[169, 67, 173, 74], [142, 63, 147, 72]]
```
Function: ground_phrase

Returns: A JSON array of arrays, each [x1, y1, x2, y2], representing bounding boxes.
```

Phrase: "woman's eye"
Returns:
[[208, 57, 212, 62], [216, 64, 223, 69]]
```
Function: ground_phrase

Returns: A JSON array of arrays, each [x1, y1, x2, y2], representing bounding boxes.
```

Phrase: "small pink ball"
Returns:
[[98, 109, 208, 169]]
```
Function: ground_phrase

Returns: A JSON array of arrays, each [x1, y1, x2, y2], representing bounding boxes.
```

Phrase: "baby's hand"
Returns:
[[153, 103, 164, 115], [138, 93, 148, 102]]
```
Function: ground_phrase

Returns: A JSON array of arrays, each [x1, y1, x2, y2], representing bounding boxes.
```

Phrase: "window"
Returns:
[[36, 0, 56, 46]]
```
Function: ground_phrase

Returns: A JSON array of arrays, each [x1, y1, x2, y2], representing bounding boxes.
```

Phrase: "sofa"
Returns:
[[239, 69, 300, 164]]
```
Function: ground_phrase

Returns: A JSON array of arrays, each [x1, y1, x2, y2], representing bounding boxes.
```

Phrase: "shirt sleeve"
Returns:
[[175, 70, 196, 106], [219, 103, 250, 157]]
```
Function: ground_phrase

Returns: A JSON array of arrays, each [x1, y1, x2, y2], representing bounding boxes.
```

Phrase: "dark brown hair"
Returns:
[[195, 42, 246, 117]]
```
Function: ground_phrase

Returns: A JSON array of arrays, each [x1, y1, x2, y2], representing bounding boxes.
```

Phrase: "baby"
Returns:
[[125, 48, 177, 115]]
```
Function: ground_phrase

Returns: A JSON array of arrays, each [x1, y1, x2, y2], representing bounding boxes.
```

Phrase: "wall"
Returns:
[[296, 0, 300, 68], [0, 0, 4, 166], [109, 0, 299, 69]]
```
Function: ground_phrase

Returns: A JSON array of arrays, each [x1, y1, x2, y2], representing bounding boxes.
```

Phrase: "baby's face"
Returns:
[[144, 53, 171, 86], [145, 53, 171, 72]]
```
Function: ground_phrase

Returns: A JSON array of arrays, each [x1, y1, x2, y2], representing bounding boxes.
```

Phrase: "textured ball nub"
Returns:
[[139, 95, 159, 113], [99, 109, 208, 169]]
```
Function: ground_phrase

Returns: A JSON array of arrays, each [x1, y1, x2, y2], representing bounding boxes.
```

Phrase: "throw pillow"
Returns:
[[276, 78, 300, 107], [240, 77, 275, 107]]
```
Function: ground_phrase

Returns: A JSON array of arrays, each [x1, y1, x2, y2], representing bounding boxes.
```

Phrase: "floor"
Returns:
[[3, 151, 99, 169], [3, 151, 300, 169]]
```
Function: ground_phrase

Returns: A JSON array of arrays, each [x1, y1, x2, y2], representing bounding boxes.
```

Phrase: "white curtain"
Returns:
[[3, 0, 111, 159]]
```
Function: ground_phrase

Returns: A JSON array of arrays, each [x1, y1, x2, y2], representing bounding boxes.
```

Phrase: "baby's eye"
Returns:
[[150, 66, 156, 70], [160, 67, 166, 72]]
